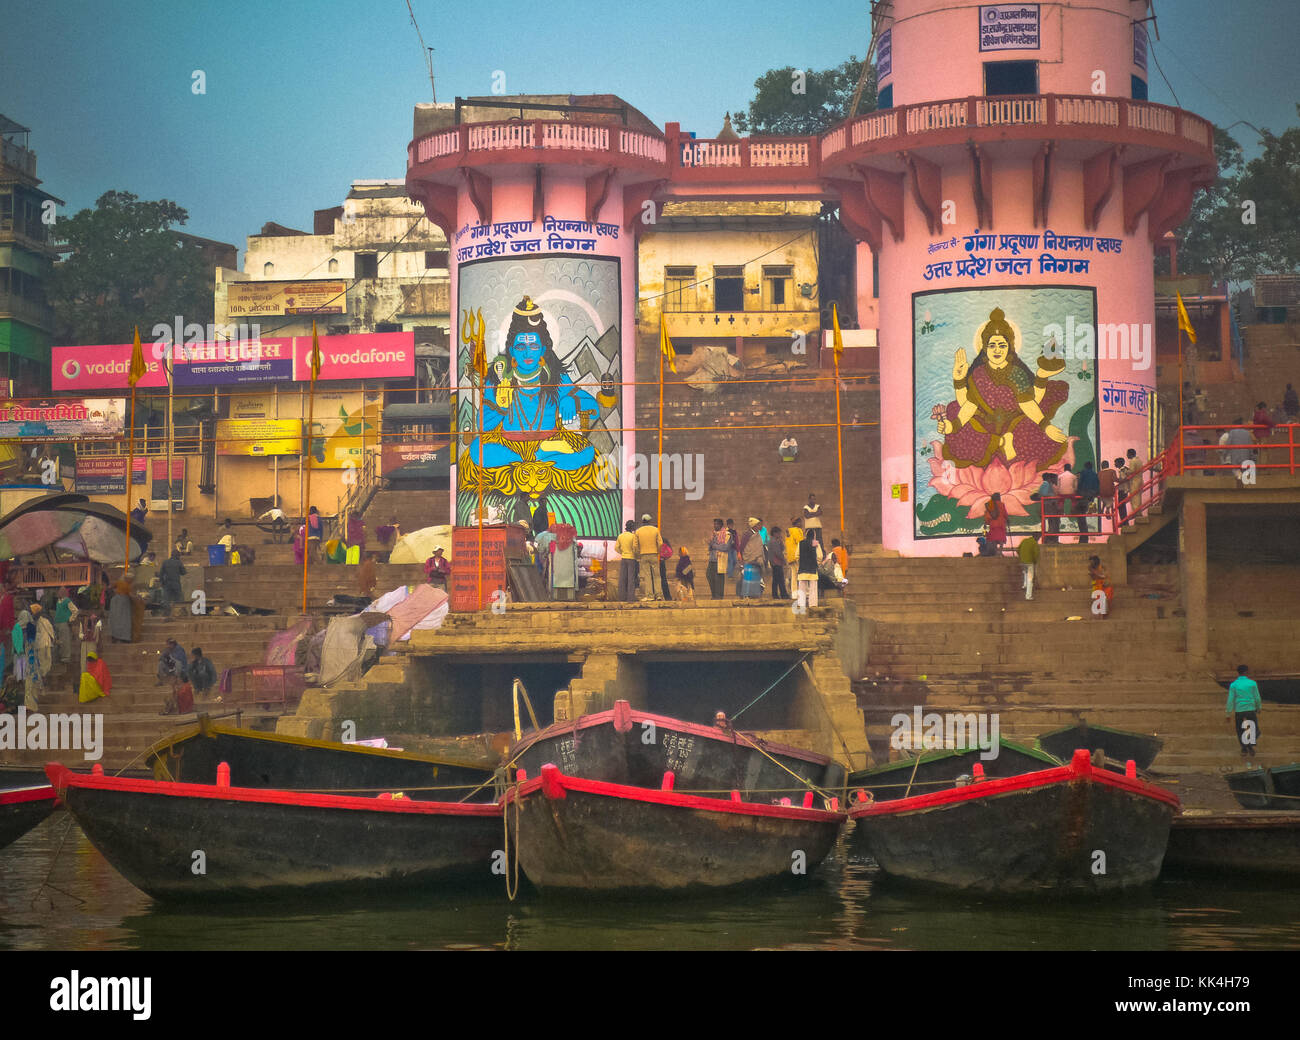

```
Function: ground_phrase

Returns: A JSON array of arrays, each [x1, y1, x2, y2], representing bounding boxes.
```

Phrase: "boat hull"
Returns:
[[147, 722, 498, 802], [0, 785, 58, 850], [847, 741, 1060, 802], [850, 751, 1178, 893], [1164, 812, 1300, 875], [1225, 764, 1300, 810], [509, 765, 844, 892], [510, 703, 845, 801], [1037, 724, 1163, 771], [47, 764, 501, 901]]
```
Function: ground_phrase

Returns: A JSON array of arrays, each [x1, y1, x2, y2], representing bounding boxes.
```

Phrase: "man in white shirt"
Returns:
[[1055, 464, 1079, 540]]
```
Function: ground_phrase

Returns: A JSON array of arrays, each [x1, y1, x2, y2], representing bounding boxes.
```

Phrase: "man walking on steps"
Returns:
[[1226, 663, 1262, 762]]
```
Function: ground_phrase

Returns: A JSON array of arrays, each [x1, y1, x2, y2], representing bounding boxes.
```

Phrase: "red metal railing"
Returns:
[[219, 665, 305, 710], [1037, 422, 1299, 543]]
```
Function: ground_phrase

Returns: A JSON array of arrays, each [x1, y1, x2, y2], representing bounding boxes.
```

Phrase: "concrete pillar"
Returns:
[[1180, 498, 1208, 662]]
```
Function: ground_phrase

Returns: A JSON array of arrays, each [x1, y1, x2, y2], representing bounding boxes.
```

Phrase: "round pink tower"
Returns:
[[821, 0, 1215, 554]]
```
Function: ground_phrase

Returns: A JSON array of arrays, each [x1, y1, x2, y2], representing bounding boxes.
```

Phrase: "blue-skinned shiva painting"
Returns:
[[456, 255, 623, 538]]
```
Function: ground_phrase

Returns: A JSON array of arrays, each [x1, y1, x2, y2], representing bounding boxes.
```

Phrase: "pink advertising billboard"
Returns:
[[52, 333, 414, 391]]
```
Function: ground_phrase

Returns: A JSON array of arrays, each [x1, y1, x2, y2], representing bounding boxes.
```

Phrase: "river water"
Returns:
[[2, 813, 1297, 952]]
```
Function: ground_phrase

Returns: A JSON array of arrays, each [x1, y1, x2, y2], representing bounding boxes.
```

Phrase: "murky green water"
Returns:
[[2, 813, 1297, 951]]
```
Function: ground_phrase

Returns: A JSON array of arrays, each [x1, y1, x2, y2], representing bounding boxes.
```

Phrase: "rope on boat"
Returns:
[[728, 728, 839, 805], [31, 814, 87, 910], [501, 783, 522, 901], [902, 754, 924, 800], [730, 651, 813, 723]]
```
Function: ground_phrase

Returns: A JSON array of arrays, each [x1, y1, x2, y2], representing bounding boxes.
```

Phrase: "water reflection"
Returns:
[[1, 815, 1297, 951]]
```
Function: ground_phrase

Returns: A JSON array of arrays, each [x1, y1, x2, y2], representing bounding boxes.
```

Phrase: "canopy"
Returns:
[[368, 583, 449, 642], [388, 524, 453, 564], [0, 495, 150, 562], [317, 611, 387, 687]]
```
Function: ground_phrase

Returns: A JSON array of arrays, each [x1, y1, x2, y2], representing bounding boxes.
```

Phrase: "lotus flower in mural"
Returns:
[[925, 438, 1078, 519]]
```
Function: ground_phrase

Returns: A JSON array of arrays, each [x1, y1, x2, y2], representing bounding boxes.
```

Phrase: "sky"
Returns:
[[2, 0, 1296, 264]]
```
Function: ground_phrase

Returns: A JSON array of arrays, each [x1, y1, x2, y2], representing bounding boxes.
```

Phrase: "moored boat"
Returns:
[[46, 763, 502, 900], [147, 717, 500, 802], [504, 763, 845, 892], [849, 749, 1180, 893], [1225, 763, 1300, 810], [1, 783, 58, 850], [1163, 810, 1300, 876], [1036, 721, 1163, 771], [508, 700, 846, 800], [846, 739, 1061, 802]]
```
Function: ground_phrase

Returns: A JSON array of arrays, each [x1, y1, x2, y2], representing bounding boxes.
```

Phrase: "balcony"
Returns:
[[659, 308, 818, 339], [0, 292, 54, 330], [820, 93, 1213, 169], [0, 138, 36, 179], [408, 120, 668, 173]]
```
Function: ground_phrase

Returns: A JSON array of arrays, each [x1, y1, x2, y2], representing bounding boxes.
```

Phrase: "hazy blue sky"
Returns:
[[3, 0, 1295, 262]]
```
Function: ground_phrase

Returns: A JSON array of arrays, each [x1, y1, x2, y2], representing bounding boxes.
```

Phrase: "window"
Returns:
[[763, 266, 794, 310], [327, 258, 339, 273], [984, 61, 1038, 96], [877, 84, 893, 110], [714, 266, 745, 312], [355, 252, 379, 279], [663, 266, 696, 312], [375, 322, 402, 333], [262, 262, 274, 276], [425, 250, 449, 269], [1131, 75, 1148, 100]]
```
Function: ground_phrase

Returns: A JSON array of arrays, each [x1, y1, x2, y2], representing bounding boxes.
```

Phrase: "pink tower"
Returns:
[[819, 0, 1215, 554]]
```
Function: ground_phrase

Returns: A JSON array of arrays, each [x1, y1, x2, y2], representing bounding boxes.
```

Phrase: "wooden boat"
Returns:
[[1036, 721, 1163, 771], [504, 763, 845, 892], [1225, 763, 1300, 810], [147, 717, 500, 802], [1, 783, 58, 850], [1163, 810, 1300, 876], [849, 749, 1180, 893], [46, 763, 502, 901], [508, 700, 846, 801], [846, 740, 1061, 802]]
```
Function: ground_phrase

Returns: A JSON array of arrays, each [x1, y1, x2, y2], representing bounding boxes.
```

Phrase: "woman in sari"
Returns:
[[109, 579, 134, 643], [938, 307, 1069, 471], [983, 492, 1009, 549], [79, 650, 111, 703]]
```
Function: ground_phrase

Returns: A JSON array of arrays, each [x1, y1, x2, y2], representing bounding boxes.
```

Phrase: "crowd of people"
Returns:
[[0, 579, 113, 714], [611, 495, 850, 606]]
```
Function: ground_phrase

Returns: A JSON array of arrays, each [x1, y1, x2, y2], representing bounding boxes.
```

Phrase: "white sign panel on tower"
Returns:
[[979, 4, 1040, 51]]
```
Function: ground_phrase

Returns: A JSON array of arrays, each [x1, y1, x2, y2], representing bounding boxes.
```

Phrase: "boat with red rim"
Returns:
[[1163, 810, 1300, 876], [508, 700, 846, 801], [1, 783, 58, 851], [848, 749, 1180, 894], [502, 762, 845, 892], [46, 762, 502, 901]]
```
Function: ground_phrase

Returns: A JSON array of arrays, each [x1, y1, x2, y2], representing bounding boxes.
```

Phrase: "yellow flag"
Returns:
[[659, 313, 676, 374], [832, 303, 844, 364], [1176, 291, 1198, 345], [310, 320, 322, 381], [472, 309, 487, 379], [128, 326, 146, 386]]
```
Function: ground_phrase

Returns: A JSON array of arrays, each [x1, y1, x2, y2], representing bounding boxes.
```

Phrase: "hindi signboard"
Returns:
[[216, 419, 302, 457], [0, 399, 125, 440], [225, 280, 348, 317], [979, 4, 1040, 51]]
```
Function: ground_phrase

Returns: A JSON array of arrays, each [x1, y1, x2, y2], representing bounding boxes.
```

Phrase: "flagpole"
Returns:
[[834, 348, 845, 534], [302, 322, 320, 615], [124, 384, 136, 575], [657, 346, 664, 529], [166, 357, 174, 560]]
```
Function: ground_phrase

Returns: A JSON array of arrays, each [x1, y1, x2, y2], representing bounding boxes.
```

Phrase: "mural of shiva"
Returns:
[[458, 292, 622, 537], [937, 306, 1069, 470]]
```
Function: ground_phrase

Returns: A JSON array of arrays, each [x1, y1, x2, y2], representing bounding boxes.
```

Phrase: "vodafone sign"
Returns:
[[290, 332, 414, 382], [53, 333, 414, 390]]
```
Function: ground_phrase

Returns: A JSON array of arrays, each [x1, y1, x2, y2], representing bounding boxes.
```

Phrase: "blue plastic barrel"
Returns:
[[207, 544, 227, 566]]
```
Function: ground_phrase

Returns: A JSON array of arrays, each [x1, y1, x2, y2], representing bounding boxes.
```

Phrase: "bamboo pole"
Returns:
[[657, 348, 664, 528], [123, 386, 137, 575], [834, 350, 845, 533]]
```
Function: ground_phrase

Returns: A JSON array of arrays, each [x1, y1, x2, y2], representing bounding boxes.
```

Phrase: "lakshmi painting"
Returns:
[[456, 255, 623, 538], [913, 286, 1097, 540]]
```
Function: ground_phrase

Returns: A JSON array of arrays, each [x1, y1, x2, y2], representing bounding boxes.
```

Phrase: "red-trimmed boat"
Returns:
[[509, 700, 846, 801], [848, 749, 1180, 894], [46, 763, 502, 901], [1, 783, 58, 850], [503, 763, 845, 892]]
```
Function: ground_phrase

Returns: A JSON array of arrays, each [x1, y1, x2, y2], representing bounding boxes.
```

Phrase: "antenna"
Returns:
[[848, 1, 894, 120], [405, 0, 436, 102]]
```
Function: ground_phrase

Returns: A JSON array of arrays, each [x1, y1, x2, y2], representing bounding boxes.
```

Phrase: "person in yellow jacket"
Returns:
[[615, 520, 639, 602]]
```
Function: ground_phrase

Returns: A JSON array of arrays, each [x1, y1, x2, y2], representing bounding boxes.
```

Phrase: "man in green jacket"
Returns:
[[1225, 664, 1262, 761]]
